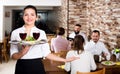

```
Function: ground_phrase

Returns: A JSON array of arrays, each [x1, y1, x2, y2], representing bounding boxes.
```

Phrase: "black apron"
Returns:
[[15, 58, 45, 74]]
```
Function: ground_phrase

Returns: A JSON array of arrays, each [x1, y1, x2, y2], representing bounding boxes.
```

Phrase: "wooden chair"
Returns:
[[50, 50, 68, 64], [52, 50, 68, 58], [1, 37, 9, 63], [0, 42, 3, 63], [77, 68, 105, 74]]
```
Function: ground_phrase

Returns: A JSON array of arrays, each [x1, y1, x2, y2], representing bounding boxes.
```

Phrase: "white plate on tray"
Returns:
[[101, 61, 116, 66], [9, 39, 47, 45]]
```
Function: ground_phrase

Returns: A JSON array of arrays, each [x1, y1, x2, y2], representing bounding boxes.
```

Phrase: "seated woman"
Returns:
[[51, 27, 71, 53], [64, 35, 97, 74]]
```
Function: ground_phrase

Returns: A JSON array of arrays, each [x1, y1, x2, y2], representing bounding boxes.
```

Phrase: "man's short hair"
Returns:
[[75, 24, 81, 27], [92, 30, 100, 35]]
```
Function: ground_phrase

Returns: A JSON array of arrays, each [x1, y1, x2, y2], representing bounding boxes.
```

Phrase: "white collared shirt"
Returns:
[[69, 32, 88, 44], [10, 26, 51, 59], [64, 50, 96, 74], [84, 40, 110, 60]]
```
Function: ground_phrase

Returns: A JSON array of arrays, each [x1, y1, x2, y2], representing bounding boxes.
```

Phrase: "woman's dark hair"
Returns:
[[56, 27, 65, 35], [72, 35, 85, 54], [23, 5, 37, 16]]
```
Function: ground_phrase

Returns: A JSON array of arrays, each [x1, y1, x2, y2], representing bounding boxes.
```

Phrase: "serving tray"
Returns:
[[9, 39, 47, 45]]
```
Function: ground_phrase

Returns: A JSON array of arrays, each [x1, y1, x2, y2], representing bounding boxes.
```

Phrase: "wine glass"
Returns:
[[33, 31, 40, 40], [19, 32, 27, 40]]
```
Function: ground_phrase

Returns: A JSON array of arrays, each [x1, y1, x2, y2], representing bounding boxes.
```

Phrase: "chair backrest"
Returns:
[[53, 50, 68, 58], [77, 68, 105, 74], [2, 37, 8, 51]]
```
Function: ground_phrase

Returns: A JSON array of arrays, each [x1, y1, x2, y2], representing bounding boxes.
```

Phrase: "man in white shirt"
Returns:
[[84, 30, 110, 61], [68, 24, 88, 44]]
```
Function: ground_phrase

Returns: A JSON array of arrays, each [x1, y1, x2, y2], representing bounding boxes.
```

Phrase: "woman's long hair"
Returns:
[[72, 35, 85, 54]]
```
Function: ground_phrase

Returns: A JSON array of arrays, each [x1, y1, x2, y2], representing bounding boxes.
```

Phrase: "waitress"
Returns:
[[10, 5, 78, 74]]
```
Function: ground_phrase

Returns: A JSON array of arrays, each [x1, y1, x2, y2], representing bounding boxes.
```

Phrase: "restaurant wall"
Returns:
[[52, 0, 68, 36], [87, 0, 120, 50], [0, 5, 4, 42], [41, 0, 120, 50], [68, 0, 88, 35], [67, 0, 120, 50]]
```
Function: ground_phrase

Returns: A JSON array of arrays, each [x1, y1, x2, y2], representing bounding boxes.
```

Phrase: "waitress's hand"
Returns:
[[65, 56, 80, 62], [12, 45, 31, 60], [21, 45, 31, 55]]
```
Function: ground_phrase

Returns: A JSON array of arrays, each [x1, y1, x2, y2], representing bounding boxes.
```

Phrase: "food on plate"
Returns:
[[104, 61, 112, 65], [23, 36, 36, 44], [19, 36, 47, 45], [25, 36, 35, 41], [101, 61, 115, 66]]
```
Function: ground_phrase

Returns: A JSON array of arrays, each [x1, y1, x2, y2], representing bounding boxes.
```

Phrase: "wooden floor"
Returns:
[[0, 59, 16, 74]]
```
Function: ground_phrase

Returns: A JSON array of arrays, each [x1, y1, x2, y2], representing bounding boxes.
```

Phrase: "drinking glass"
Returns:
[[19, 32, 27, 40], [33, 30, 40, 40]]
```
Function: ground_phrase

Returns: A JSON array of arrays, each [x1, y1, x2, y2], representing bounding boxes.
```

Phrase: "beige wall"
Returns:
[[67, 0, 120, 50], [55, 0, 120, 50]]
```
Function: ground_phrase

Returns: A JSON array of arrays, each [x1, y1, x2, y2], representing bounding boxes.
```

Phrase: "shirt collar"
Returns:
[[90, 40, 97, 45], [57, 35, 62, 38], [22, 25, 37, 30]]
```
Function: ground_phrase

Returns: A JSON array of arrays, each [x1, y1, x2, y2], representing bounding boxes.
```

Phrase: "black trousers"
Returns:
[[15, 58, 45, 74]]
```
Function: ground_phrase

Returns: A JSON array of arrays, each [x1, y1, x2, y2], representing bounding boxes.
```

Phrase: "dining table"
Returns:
[[43, 58, 120, 74], [97, 61, 120, 74], [43, 59, 68, 74]]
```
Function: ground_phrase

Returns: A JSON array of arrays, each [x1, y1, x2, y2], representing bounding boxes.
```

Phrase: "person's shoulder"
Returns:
[[67, 50, 75, 54], [61, 37, 68, 41], [85, 40, 92, 45], [97, 41, 105, 45], [66, 50, 75, 57], [80, 31, 85, 34], [51, 38, 56, 41], [84, 51, 93, 55], [84, 50, 91, 54], [69, 32, 74, 35]]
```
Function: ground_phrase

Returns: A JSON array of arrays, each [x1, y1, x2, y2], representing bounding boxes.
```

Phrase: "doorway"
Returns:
[[12, 10, 24, 31]]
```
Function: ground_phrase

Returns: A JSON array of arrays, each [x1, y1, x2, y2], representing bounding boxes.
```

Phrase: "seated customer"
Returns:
[[64, 35, 96, 74], [84, 30, 110, 61], [51, 27, 71, 53], [68, 24, 88, 44]]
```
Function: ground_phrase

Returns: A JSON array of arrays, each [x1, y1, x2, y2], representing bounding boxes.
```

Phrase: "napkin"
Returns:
[[57, 65, 65, 69], [116, 62, 120, 65]]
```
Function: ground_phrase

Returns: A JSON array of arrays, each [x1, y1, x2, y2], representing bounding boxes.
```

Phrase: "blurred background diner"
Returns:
[[68, 24, 88, 44], [51, 27, 71, 53], [84, 30, 111, 62], [65, 35, 96, 74]]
